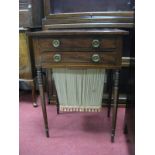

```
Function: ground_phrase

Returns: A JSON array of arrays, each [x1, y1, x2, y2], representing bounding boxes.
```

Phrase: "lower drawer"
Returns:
[[41, 51, 120, 66]]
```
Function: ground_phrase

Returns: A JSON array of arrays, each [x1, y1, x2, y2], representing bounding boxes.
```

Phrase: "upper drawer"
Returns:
[[37, 37, 117, 52]]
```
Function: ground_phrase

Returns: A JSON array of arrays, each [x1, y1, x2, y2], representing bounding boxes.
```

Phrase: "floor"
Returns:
[[19, 92, 130, 155]]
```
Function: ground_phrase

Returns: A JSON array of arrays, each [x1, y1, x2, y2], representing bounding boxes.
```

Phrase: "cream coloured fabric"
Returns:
[[52, 68, 105, 112]]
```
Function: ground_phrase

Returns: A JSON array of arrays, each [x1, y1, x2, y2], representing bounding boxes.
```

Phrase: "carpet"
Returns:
[[19, 93, 129, 155]]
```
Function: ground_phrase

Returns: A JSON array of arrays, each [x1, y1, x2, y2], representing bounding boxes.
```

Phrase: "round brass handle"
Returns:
[[92, 39, 100, 48], [53, 54, 61, 62], [52, 39, 60, 48], [91, 54, 100, 63]]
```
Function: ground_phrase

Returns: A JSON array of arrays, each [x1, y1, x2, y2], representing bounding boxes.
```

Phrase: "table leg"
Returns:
[[111, 70, 119, 142], [46, 69, 53, 104], [37, 67, 49, 137], [31, 79, 38, 107], [56, 92, 60, 114], [107, 70, 113, 117], [123, 102, 128, 134]]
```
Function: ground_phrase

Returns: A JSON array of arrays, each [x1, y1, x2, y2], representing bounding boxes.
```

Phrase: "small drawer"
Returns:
[[38, 37, 117, 52], [41, 51, 120, 66]]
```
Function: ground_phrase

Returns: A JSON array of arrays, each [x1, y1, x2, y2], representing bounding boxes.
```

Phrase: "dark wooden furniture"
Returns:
[[19, 0, 44, 107], [42, 0, 135, 108], [28, 29, 128, 142], [26, 0, 134, 142], [34, 0, 134, 107], [19, 28, 37, 107], [19, 0, 44, 28]]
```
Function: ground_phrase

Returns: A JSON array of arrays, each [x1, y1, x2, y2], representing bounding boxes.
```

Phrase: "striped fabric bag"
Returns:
[[53, 68, 106, 112]]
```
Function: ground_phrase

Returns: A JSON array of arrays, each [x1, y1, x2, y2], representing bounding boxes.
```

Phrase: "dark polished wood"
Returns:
[[37, 67, 49, 137], [27, 29, 127, 70], [28, 28, 128, 142], [107, 70, 113, 117], [35, 37, 117, 52], [46, 69, 53, 104], [111, 70, 120, 142], [19, 0, 44, 28], [56, 91, 60, 114], [28, 29, 129, 36], [31, 79, 37, 107]]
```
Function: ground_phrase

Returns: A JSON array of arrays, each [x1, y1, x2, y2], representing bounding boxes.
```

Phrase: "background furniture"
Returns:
[[19, 0, 43, 28], [19, 28, 37, 107], [19, 0, 44, 107]]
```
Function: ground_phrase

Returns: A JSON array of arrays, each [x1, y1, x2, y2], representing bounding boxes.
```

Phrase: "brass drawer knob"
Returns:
[[91, 54, 100, 63], [53, 54, 61, 62], [92, 39, 100, 48], [52, 39, 60, 48]]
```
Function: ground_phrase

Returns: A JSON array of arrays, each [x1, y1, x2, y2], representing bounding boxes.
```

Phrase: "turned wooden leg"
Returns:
[[107, 70, 113, 117], [31, 79, 38, 107], [123, 100, 128, 134], [56, 92, 60, 114], [111, 70, 119, 142], [37, 67, 49, 137], [46, 69, 53, 104]]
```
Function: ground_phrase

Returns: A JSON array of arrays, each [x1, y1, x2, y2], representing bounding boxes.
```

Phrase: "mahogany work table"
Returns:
[[27, 28, 128, 142]]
